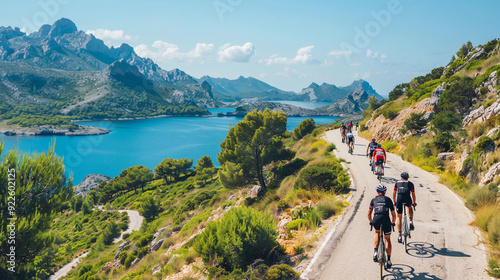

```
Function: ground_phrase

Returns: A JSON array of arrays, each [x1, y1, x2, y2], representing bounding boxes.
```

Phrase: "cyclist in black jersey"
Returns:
[[368, 184, 396, 268], [341, 123, 347, 143], [393, 172, 417, 243], [366, 138, 378, 165]]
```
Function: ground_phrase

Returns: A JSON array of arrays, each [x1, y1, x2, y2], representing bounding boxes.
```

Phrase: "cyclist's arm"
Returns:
[[411, 190, 416, 206], [383, 150, 387, 163], [393, 187, 397, 202], [390, 209, 396, 223], [368, 207, 373, 223]]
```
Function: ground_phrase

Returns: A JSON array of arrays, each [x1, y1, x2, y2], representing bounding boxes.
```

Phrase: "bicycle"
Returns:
[[371, 223, 394, 279], [374, 162, 384, 181], [401, 202, 415, 252], [348, 141, 354, 154]]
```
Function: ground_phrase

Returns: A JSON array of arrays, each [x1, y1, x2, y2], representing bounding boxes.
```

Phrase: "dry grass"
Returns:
[[476, 205, 499, 231], [467, 121, 487, 140], [277, 175, 298, 200]]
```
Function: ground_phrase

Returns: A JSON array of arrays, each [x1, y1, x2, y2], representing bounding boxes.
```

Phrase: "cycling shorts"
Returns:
[[369, 150, 375, 157], [374, 159, 384, 166], [373, 215, 392, 235], [395, 196, 413, 214]]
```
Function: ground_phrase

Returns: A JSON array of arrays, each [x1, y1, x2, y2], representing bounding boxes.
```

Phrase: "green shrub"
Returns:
[[431, 111, 462, 132], [481, 86, 489, 95], [382, 108, 399, 120], [194, 206, 279, 271], [382, 141, 398, 152], [277, 200, 288, 210], [326, 143, 336, 152], [277, 158, 307, 179], [294, 161, 350, 194], [293, 118, 316, 140], [286, 219, 308, 230], [485, 99, 497, 108], [265, 264, 299, 280], [304, 207, 323, 228], [466, 185, 497, 210], [316, 198, 344, 219], [404, 113, 428, 132], [136, 234, 154, 247], [124, 254, 135, 268]]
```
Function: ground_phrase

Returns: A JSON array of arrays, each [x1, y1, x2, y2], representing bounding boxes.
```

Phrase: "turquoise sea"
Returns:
[[2, 107, 339, 184]]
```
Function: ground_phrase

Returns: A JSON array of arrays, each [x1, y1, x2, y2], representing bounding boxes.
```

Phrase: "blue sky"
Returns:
[[1, 0, 499, 96]]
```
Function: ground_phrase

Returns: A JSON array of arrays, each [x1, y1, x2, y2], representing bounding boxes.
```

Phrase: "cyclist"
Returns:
[[366, 138, 378, 165], [393, 172, 417, 243], [372, 144, 386, 176], [368, 184, 396, 269], [355, 122, 359, 131], [346, 132, 355, 151], [340, 123, 347, 143], [347, 121, 353, 133]]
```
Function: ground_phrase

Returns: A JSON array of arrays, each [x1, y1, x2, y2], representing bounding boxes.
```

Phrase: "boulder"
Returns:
[[150, 238, 165, 251], [429, 85, 445, 106], [74, 174, 111, 197], [437, 152, 455, 161], [248, 185, 261, 198], [114, 241, 129, 261], [480, 162, 500, 186], [487, 126, 500, 138], [130, 257, 141, 267]]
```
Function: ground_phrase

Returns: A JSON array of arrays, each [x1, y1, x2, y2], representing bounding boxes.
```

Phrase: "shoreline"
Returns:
[[0, 125, 111, 137]]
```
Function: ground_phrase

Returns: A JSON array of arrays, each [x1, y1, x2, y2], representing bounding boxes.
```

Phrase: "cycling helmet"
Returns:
[[376, 184, 387, 192], [377, 144, 382, 148], [372, 138, 376, 142], [401, 172, 409, 179]]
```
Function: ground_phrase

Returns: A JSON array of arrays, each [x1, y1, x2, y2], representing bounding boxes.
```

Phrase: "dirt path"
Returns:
[[49, 208, 144, 280], [301, 129, 490, 279]]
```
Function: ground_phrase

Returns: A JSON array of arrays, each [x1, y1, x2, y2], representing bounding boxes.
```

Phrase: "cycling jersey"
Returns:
[[368, 141, 377, 151], [370, 195, 395, 235], [374, 147, 386, 162], [347, 133, 354, 139], [394, 180, 415, 214]]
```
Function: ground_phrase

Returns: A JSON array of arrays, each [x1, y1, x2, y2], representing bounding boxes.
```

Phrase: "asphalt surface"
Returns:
[[301, 129, 490, 280]]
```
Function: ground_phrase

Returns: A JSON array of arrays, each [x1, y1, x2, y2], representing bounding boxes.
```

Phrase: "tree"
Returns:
[[0, 143, 73, 278], [139, 197, 161, 222], [155, 158, 193, 183], [436, 77, 476, 115], [431, 111, 462, 132], [217, 109, 293, 193], [293, 118, 316, 140], [195, 155, 214, 172], [404, 113, 428, 133], [120, 165, 153, 193], [194, 206, 279, 271]]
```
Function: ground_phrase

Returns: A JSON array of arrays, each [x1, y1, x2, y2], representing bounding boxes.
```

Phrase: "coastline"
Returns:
[[0, 125, 111, 137]]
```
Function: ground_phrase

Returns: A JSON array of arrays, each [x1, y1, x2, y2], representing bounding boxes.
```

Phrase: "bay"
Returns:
[[2, 108, 338, 184], [272, 100, 332, 109]]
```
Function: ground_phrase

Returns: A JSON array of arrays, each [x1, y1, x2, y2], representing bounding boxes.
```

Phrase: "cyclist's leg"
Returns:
[[383, 222, 392, 256], [395, 198, 403, 232], [374, 229, 381, 249]]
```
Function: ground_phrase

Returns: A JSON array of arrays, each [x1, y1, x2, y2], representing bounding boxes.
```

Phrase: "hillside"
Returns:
[[0, 111, 352, 280], [360, 38, 500, 276], [0, 18, 219, 125]]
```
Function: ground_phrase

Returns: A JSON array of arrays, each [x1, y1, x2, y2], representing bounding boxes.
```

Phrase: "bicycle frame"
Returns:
[[401, 203, 414, 252], [371, 224, 388, 279]]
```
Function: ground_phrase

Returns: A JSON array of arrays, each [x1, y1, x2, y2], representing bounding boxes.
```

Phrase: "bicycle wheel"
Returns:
[[378, 234, 385, 278], [377, 166, 382, 181], [402, 213, 408, 252]]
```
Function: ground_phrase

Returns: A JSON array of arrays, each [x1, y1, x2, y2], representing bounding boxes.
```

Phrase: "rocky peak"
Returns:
[[48, 18, 77, 38], [0, 26, 25, 41], [201, 81, 213, 98], [308, 82, 320, 88]]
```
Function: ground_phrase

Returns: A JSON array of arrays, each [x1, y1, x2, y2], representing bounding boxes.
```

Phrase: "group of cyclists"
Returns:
[[338, 126, 417, 270], [368, 172, 416, 269]]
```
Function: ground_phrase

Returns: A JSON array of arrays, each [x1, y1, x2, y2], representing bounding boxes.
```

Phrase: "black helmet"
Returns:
[[376, 184, 387, 192], [372, 138, 376, 142], [401, 172, 409, 179], [377, 144, 382, 148]]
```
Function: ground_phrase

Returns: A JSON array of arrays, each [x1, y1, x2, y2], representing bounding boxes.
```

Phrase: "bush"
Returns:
[[431, 111, 462, 132], [293, 118, 316, 140], [430, 133, 457, 152], [475, 205, 498, 231], [294, 161, 350, 194], [276, 158, 307, 179], [136, 234, 154, 247], [382, 108, 399, 120], [485, 99, 497, 109], [286, 219, 308, 230], [277, 200, 288, 210], [316, 198, 344, 219], [404, 113, 428, 132], [466, 185, 497, 210], [194, 206, 279, 271], [265, 264, 299, 280], [382, 141, 398, 152], [304, 207, 323, 228], [326, 143, 336, 152]]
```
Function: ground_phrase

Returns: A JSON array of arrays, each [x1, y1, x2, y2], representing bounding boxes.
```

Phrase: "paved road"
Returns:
[[301, 129, 489, 279]]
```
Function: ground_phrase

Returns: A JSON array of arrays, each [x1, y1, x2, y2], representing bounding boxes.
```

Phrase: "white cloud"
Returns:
[[260, 46, 315, 65], [328, 49, 352, 59], [134, 41, 214, 62], [276, 67, 308, 79], [86, 29, 132, 45], [218, 42, 255, 63], [362, 71, 371, 79], [366, 49, 378, 58], [321, 59, 333, 67], [380, 54, 387, 63]]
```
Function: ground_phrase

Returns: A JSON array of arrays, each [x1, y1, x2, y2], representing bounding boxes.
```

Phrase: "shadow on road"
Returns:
[[382, 264, 443, 279], [406, 242, 471, 259]]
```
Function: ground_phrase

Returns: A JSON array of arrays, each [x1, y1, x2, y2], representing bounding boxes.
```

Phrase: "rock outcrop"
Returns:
[[463, 100, 500, 126], [74, 174, 111, 197], [480, 162, 500, 186], [366, 97, 434, 141]]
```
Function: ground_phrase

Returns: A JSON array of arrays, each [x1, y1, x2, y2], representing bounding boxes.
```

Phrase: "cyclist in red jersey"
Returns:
[[372, 144, 386, 176]]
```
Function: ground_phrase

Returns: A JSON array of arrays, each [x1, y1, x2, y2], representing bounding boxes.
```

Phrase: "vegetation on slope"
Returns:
[[360, 38, 500, 277]]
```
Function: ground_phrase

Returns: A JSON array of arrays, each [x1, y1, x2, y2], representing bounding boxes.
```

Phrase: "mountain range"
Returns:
[[0, 18, 382, 121]]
